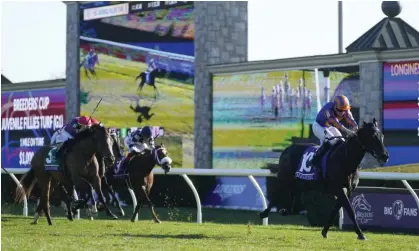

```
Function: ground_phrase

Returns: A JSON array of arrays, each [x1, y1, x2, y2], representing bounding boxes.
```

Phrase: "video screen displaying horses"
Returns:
[[212, 69, 359, 169], [382, 61, 419, 166], [79, 1, 194, 168]]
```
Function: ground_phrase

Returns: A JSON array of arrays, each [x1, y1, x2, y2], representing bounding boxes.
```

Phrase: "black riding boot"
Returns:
[[309, 142, 331, 169]]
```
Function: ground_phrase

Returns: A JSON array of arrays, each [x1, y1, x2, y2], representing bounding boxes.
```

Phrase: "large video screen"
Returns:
[[1, 88, 66, 169], [79, 1, 194, 168], [383, 61, 419, 166], [212, 69, 357, 169]]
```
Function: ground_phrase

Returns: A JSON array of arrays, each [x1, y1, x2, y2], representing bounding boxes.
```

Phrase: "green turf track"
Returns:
[[2, 164, 418, 250], [2, 206, 419, 251]]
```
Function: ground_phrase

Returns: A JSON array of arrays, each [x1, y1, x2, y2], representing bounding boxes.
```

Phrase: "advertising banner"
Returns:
[[343, 189, 419, 232], [1, 88, 66, 169], [202, 177, 267, 211], [382, 61, 419, 166]]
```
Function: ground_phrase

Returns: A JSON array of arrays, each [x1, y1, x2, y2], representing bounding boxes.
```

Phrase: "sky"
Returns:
[[1, 0, 419, 83]]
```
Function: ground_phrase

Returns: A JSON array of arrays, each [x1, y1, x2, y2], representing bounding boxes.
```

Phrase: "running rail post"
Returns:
[[73, 189, 80, 219], [9, 173, 28, 217], [401, 180, 419, 209], [248, 175, 268, 226], [128, 188, 138, 221], [181, 174, 202, 224]]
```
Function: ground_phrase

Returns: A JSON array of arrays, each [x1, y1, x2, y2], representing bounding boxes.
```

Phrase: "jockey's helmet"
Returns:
[[141, 126, 153, 140], [334, 95, 351, 111]]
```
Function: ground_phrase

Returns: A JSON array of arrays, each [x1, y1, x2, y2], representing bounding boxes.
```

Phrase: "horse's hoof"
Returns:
[[89, 217, 94, 221], [154, 220, 161, 224], [321, 229, 328, 238], [111, 215, 118, 220], [30, 222, 37, 225], [118, 210, 125, 217], [131, 218, 136, 223], [358, 235, 367, 241], [279, 209, 289, 216], [258, 211, 268, 219]]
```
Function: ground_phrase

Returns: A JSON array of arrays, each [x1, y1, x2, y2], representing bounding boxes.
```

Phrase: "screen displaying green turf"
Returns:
[[79, 2, 194, 168], [212, 70, 352, 169]]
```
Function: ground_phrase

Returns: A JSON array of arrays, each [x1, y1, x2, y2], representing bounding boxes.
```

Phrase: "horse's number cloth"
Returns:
[[45, 146, 61, 171], [295, 146, 320, 181]]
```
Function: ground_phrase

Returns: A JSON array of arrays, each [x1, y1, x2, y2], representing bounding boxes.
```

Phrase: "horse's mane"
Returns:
[[72, 124, 107, 144]]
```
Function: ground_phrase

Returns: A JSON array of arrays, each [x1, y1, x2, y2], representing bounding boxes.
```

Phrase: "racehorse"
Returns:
[[259, 118, 389, 240], [15, 124, 117, 225], [71, 132, 126, 217], [136, 68, 160, 98], [125, 144, 172, 223]]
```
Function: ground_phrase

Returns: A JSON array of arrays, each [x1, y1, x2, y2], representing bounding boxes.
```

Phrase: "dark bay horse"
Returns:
[[82, 133, 126, 216], [15, 124, 116, 225], [126, 144, 172, 223], [136, 69, 160, 98], [259, 118, 389, 240]]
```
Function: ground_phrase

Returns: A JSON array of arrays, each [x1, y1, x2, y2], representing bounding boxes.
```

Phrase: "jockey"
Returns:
[[145, 58, 157, 83], [309, 94, 358, 169], [116, 126, 155, 174], [52, 116, 100, 160]]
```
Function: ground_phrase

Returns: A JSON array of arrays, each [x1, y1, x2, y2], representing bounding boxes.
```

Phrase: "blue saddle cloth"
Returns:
[[295, 146, 332, 181]]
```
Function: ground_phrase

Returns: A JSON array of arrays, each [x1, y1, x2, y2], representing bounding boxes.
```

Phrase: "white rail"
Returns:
[[79, 36, 194, 62], [3, 168, 419, 227]]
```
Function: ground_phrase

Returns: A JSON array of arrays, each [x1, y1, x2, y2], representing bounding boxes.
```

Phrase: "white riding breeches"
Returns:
[[50, 129, 73, 144], [129, 143, 148, 153], [312, 121, 344, 145]]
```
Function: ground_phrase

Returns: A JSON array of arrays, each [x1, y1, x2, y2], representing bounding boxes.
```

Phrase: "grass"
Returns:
[[2, 206, 419, 251], [370, 163, 419, 173]]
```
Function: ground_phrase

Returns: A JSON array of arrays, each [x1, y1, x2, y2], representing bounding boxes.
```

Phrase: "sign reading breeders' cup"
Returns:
[[343, 190, 419, 231]]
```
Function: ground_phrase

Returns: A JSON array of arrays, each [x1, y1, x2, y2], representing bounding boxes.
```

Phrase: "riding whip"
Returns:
[[87, 98, 103, 124]]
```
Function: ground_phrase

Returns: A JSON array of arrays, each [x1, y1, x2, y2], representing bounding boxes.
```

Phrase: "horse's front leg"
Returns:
[[59, 184, 74, 221], [92, 174, 118, 219], [153, 85, 159, 98], [336, 187, 366, 240], [141, 185, 160, 223], [104, 178, 125, 216]]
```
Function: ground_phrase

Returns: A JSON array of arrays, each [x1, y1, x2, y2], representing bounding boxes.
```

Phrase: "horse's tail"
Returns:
[[15, 168, 37, 204]]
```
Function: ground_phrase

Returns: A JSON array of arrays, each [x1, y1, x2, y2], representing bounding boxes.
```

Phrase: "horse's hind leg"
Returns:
[[92, 175, 118, 219], [259, 201, 274, 219], [321, 200, 342, 239], [40, 178, 53, 225]]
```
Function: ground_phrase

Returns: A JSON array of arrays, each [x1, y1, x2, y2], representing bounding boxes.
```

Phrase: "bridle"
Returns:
[[152, 147, 172, 167], [326, 128, 380, 161]]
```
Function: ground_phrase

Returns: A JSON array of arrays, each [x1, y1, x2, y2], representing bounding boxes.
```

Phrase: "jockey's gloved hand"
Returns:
[[148, 137, 155, 148], [342, 127, 356, 138]]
